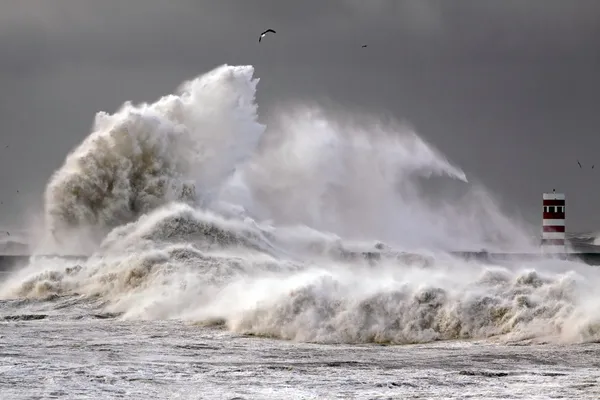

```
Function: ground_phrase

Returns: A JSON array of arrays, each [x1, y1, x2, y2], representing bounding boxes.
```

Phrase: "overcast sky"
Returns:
[[0, 0, 599, 233]]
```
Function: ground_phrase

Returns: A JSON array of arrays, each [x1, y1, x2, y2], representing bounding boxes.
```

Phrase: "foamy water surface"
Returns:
[[1, 317, 599, 399]]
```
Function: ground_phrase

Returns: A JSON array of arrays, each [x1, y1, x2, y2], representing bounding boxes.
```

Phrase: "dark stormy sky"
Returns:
[[0, 0, 599, 233]]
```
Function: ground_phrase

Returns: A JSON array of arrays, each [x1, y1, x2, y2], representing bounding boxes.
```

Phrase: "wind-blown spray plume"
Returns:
[[4, 64, 598, 347], [223, 107, 534, 252]]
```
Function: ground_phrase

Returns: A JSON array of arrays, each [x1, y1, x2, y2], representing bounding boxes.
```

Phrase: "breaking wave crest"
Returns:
[[42, 65, 263, 252], [2, 64, 599, 345]]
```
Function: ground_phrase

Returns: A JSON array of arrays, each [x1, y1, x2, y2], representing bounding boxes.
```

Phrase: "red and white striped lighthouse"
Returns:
[[541, 190, 566, 253]]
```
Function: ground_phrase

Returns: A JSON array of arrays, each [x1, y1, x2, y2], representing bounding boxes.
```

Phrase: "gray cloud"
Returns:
[[0, 0, 599, 233]]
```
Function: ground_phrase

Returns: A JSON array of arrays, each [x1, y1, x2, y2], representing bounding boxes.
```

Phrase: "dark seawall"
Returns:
[[450, 252, 600, 265]]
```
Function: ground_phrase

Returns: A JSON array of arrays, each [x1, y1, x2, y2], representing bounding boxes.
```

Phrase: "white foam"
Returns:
[[3, 64, 597, 346]]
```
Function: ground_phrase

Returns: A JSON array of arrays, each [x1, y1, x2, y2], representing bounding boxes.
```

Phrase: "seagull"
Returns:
[[258, 29, 276, 42]]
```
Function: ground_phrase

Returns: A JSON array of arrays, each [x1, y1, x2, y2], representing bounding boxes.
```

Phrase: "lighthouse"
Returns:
[[541, 190, 566, 254]]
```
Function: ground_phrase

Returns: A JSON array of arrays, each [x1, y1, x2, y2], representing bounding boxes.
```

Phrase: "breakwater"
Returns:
[[450, 252, 600, 265]]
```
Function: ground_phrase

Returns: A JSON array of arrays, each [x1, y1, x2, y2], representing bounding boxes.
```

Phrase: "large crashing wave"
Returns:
[[43, 65, 264, 249], [40, 64, 533, 254], [4, 64, 597, 346], [5, 203, 600, 345]]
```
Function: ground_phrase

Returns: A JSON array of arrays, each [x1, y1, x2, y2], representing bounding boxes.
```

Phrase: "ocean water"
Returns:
[[1, 64, 600, 399], [1, 317, 600, 399]]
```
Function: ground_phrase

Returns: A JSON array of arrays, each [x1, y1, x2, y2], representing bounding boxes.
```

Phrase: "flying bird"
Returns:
[[362, 45, 368, 48], [259, 29, 276, 42], [577, 160, 582, 168]]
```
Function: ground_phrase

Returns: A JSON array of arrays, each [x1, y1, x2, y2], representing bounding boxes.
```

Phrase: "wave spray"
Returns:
[[2, 64, 599, 345]]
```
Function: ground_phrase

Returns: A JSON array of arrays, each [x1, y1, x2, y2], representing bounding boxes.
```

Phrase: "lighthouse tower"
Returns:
[[541, 190, 566, 254]]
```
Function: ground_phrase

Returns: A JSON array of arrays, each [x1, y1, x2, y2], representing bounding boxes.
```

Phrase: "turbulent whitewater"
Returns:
[[2, 64, 600, 349]]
